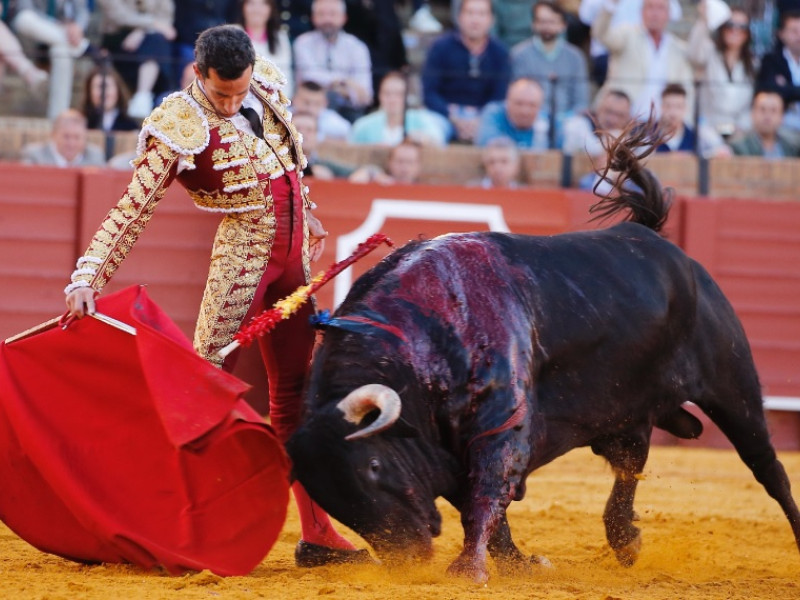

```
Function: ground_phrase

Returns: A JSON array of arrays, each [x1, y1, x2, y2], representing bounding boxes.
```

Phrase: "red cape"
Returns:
[[0, 286, 289, 575]]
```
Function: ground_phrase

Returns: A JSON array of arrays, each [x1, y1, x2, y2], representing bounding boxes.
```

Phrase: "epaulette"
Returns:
[[136, 91, 210, 157], [251, 56, 288, 103]]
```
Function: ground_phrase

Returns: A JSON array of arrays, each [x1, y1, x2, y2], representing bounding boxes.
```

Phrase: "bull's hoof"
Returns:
[[496, 553, 553, 577], [613, 534, 642, 567], [294, 540, 377, 568], [446, 554, 490, 584], [530, 554, 554, 569], [494, 553, 530, 577]]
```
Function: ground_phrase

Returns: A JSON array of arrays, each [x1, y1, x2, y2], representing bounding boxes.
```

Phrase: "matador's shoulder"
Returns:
[[137, 91, 210, 157], [251, 56, 290, 105]]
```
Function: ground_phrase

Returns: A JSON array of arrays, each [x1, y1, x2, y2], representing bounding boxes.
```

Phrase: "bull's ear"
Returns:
[[385, 416, 420, 438]]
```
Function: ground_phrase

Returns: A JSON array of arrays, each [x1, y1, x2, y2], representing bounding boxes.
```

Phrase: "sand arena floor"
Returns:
[[1, 446, 799, 600]]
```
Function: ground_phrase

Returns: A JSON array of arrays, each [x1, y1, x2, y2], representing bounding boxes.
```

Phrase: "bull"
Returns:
[[286, 124, 800, 582]]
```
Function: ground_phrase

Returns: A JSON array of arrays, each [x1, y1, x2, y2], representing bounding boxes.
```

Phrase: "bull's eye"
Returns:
[[368, 457, 381, 479]]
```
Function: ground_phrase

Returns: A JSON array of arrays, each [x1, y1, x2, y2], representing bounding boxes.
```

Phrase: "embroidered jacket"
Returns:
[[67, 57, 310, 295]]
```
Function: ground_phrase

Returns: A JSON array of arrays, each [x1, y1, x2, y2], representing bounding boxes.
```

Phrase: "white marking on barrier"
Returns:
[[763, 396, 800, 412], [687, 398, 800, 412], [334, 199, 510, 306]]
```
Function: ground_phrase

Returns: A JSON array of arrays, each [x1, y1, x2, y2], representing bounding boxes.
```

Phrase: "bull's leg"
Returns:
[[448, 433, 529, 583], [487, 514, 528, 575], [701, 401, 800, 554], [591, 428, 651, 566], [447, 496, 505, 583], [487, 513, 553, 575]]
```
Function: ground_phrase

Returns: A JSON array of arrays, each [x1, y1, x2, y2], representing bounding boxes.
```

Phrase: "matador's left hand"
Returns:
[[307, 208, 328, 262]]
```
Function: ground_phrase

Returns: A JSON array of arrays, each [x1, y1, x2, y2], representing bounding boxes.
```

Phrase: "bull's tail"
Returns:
[[589, 112, 673, 233]]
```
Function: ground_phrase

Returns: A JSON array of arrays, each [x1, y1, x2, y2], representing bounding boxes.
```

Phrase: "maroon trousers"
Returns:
[[230, 171, 314, 443]]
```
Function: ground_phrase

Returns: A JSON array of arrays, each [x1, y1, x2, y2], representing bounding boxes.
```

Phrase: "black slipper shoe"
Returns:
[[294, 540, 377, 568]]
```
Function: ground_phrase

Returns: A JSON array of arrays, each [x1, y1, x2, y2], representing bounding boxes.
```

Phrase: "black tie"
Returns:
[[239, 106, 264, 139]]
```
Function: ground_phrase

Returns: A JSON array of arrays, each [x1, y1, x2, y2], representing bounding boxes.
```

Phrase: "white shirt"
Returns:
[[580, 0, 682, 58], [636, 33, 671, 118], [293, 30, 373, 106], [102, 109, 119, 132], [782, 47, 800, 126], [48, 142, 84, 168]]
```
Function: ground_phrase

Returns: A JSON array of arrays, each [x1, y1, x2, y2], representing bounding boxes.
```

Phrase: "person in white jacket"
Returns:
[[579, 0, 682, 86], [591, 0, 693, 118]]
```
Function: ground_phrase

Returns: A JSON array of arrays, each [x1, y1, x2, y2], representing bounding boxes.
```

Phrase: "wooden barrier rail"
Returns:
[[0, 117, 139, 162], [0, 164, 797, 448], [317, 141, 800, 200], [1, 119, 800, 200]]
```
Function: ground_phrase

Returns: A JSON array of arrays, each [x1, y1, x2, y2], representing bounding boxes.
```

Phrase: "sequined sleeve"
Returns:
[[66, 139, 180, 294]]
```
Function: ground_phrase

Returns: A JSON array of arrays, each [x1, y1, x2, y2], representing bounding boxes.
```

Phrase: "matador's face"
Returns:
[[195, 64, 253, 119]]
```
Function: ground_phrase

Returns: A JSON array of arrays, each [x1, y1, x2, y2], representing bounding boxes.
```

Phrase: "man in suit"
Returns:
[[20, 109, 106, 167], [591, 0, 693, 119], [756, 10, 800, 133], [730, 90, 800, 158]]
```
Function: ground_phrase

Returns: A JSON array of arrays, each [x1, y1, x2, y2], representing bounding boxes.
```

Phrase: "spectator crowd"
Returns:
[[3, 0, 800, 187]]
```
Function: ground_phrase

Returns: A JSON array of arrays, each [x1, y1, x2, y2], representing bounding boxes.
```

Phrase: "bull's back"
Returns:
[[350, 227, 699, 373], [509, 224, 697, 354]]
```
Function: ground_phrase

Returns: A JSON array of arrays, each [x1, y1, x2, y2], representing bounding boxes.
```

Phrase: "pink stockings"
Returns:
[[236, 173, 353, 550]]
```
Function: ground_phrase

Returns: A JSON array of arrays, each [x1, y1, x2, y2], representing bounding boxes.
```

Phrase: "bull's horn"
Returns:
[[336, 384, 402, 441]]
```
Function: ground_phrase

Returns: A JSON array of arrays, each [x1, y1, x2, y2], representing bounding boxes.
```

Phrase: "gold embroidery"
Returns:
[[217, 120, 238, 139], [221, 166, 258, 189], [253, 56, 286, 88], [193, 210, 276, 366], [187, 186, 264, 211], [144, 95, 207, 154], [211, 139, 249, 167], [138, 165, 157, 190]]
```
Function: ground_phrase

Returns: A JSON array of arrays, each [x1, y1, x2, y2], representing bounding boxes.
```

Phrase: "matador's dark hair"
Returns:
[[194, 25, 256, 80]]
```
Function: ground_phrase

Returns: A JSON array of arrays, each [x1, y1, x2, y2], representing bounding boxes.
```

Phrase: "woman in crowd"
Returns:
[[80, 66, 139, 132], [349, 70, 449, 146], [237, 0, 293, 95], [689, 2, 757, 137]]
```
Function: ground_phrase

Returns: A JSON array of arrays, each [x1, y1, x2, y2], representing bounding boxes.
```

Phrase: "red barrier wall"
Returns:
[[0, 166, 796, 447], [0, 166, 83, 336], [676, 197, 800, 450], [682, 197, 800, 398]]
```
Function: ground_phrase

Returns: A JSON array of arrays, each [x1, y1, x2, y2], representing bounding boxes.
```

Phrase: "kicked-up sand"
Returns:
[[1, 445, 798, 600]]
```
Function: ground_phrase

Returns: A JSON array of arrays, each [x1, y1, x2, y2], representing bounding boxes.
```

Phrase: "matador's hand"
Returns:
[[66, 287, 97, 319], [307, 209, 328, 263]]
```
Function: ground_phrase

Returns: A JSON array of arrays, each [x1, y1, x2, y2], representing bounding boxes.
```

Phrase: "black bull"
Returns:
[[288, 223, 800, 582]]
